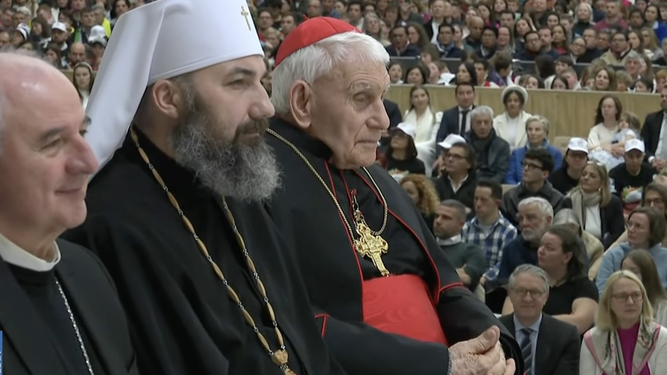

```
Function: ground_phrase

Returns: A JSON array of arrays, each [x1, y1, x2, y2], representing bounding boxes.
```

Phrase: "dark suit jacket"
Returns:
[[0, 239, 138, 375], [385, 43, 421, 57], [499, 314, 580, 375], [599, 195, 625, 249], [435, 105, 475, 155], [383, 99, 402, 129], [641, 110, 664, 158]]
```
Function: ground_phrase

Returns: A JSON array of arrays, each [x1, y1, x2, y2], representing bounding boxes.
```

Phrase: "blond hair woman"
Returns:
[[580, 271, 667, 375]]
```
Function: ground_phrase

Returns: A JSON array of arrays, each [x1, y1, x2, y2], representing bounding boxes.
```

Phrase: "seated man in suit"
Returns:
[[0, 51, 138, 374], [435, 82, 476, 156], [500, 264, 580, 375], [641, 85, 667, 172]]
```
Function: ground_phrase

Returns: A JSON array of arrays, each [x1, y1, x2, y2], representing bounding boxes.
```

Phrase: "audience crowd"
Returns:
[[4, 0, 667, 372]]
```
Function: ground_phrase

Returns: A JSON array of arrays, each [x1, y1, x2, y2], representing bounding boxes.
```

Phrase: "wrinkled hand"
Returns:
[[449, 326, 516, 375]]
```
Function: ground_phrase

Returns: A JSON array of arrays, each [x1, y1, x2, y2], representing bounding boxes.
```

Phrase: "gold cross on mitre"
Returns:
[[241, 6, 251, 30]]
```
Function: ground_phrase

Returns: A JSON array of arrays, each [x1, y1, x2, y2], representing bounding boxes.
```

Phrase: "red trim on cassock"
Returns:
[[352, 170, 442, 304], [438, 282, 465, 295], [315, 313, 329, 337], [362, 275, 448, 345]]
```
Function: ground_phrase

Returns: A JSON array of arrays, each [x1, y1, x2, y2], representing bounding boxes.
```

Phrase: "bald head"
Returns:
[[0, 50, 80, 137], [69, 42, 86, 64]]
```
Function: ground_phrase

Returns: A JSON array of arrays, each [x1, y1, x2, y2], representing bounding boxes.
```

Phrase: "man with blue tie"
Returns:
[[500, 265, 580, 375]]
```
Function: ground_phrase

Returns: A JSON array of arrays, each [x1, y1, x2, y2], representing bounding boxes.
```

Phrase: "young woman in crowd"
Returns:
[[553, 208, 604, 280], [580, 271, 667, 375], [71, 62, 94, 110], [399, 174, 439, 233], [384, 123, 426, 180], [493, 85, 532, 150], [403, 85, 442, 174], [567, 161, 625, 249], [596, 207, 667, 294], [621, 249, 667, 326]]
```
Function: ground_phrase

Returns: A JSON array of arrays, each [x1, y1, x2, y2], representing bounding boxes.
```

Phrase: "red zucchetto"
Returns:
[[274, 17, 362, 67]]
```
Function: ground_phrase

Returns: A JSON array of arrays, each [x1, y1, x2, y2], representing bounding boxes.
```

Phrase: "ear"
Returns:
[[563, 251, 573, 264], [289, 80, 313, 131], [151, 79, 183, 120]]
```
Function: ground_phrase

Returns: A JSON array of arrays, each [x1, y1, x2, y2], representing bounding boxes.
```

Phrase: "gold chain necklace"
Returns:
[[130, 128, 296, 375], [267, 128, 392, 277]]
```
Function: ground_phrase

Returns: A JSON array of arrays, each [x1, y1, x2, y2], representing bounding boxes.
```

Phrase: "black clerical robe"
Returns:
[[0, 239, 138, 375], [62, 129, 344, 375], [265, 118, 523, 375]]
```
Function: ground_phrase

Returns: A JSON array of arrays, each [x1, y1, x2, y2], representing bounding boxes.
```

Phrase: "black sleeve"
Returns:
[[384, 100, 403, 129], [575, 277, 600, 302], [63, 217, 233, 375], [313, 313, 451, 375], [641, 114, 654, 158], [553, 324, 581, 375], [435, 112, 450, 155], [603, 197, 625, 249], [419, 212, 524, 375]]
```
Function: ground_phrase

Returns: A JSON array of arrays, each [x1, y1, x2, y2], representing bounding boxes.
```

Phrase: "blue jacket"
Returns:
[[504, 141, 563, 184], [595, 242, 667, 295]]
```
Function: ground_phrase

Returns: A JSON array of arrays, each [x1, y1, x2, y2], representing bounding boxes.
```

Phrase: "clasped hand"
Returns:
[[449, 326, 515, 375]]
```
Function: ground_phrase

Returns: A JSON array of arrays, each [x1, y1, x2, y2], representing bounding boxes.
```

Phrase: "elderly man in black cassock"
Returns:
[[62, 1, 346, 374], [0, 52, 138, 375], [265, 17, 523, 375]]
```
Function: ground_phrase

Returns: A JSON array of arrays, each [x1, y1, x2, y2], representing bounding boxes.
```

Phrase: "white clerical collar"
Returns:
[[0, 231, 61, 272]]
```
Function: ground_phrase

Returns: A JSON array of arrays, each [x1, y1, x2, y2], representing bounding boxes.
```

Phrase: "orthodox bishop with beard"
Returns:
[[62, 1, 345, 375], [265, 18, 522, 375]]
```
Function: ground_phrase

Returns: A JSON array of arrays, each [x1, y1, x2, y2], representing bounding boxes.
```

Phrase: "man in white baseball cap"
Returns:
[[609, 138, 654, 207], [63, 0, 345, 374], [549, 137, 589, 194]]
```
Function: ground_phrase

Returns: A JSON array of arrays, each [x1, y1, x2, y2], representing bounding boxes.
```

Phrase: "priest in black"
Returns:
[[266, 17, 522, 375], [63, 1, 345, 375], [0, 51, 137, 375]]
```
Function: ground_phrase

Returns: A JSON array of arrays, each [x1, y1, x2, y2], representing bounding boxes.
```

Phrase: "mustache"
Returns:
[[235, 118, 269, 137]]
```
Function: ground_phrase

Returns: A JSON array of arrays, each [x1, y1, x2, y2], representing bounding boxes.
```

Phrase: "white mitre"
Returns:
[[85, 0, 263, 176]]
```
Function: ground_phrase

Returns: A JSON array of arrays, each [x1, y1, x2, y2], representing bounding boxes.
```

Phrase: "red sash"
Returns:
[[362, 274, 448, 345]]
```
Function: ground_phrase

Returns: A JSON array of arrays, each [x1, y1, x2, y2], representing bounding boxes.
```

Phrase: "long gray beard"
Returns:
[[168, 95, 280, 203]]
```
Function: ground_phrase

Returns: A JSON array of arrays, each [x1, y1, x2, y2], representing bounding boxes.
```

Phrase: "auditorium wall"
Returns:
[[385, 85, 661, 140], [63, 69, 661, 140]]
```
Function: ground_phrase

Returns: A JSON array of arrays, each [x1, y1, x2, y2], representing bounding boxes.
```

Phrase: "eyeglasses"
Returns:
[[446, 153, 466, 160], [612, 292, 643, 303], [587, 160, 606, 167], [512, 288, 545, 298], [522, 162, 543, 170]]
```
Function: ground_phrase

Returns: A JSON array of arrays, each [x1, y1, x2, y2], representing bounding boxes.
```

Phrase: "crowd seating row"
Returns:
[[384, 85, 661, 139]]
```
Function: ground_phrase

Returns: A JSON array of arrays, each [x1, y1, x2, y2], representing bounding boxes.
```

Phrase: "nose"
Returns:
[[248, 86, 275, 120], [68, 136, 99, 176]]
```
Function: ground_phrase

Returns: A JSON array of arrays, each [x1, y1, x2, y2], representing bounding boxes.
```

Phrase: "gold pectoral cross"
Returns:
[[271, 349, 297, 375], [241, 6, 251, 30], [354, 222, 390, 276]]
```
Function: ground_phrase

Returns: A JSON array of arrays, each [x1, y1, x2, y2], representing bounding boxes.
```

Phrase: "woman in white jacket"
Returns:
[[580, 270, 667, 375], [493, 85, 532, 151], [402, 85, 442, 176]]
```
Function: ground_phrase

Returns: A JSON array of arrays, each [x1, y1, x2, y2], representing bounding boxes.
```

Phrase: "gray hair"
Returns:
[[271, 32, 390, 115], [518, 197, 554, 218], [626, 50, 642, 62], [440, 199, 467, 221], [508, 264, 550, 292], [525, 115, 550, 135], [470, 105, 494, 122]]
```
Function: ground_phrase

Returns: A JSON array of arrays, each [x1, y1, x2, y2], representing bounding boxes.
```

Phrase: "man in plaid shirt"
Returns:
[[462, 180, 517, 290]]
